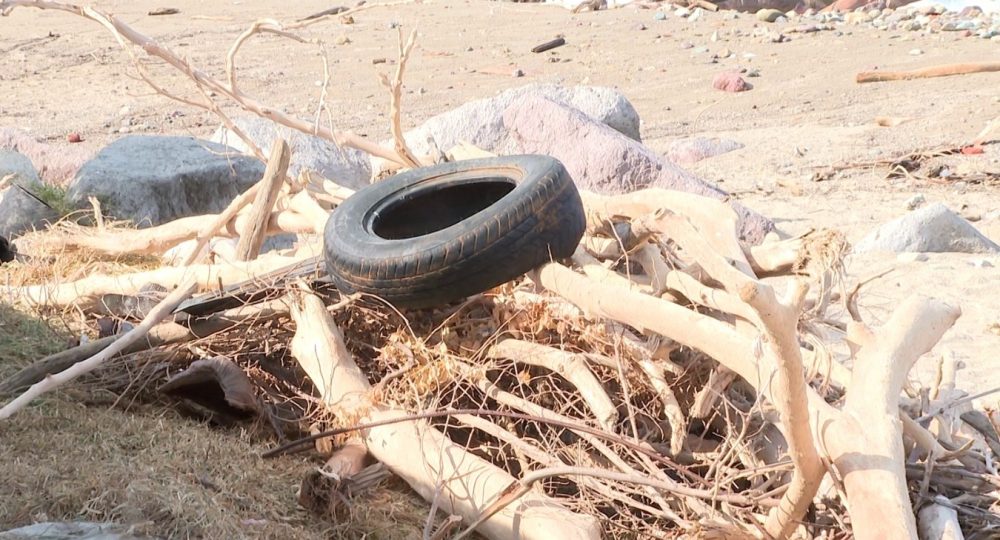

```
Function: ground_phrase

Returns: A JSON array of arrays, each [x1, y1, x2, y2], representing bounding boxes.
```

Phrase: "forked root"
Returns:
[[288, 287, 601, 540]]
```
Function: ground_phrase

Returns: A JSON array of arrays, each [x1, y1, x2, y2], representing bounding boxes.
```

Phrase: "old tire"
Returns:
[[323, 154, 585, 309]]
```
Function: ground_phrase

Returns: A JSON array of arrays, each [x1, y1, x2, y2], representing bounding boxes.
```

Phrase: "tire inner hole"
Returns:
[[372, 178, 516, 240]]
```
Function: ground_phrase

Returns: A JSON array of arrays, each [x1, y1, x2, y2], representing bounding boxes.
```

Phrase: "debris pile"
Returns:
[[1, 1, 999, 540]]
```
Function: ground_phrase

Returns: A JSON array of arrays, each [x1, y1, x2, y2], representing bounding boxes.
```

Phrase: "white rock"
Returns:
[[855, 203, 1000, 254], [906, 194, 927, 209]]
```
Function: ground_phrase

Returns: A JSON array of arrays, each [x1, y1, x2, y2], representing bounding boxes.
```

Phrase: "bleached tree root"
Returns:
[[538, 186, 963, 539], [12, 253, 312, 310], [487, 339, 619, 431], [288, 287, 601, 540]]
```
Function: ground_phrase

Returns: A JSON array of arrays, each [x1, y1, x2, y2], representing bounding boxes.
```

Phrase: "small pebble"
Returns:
[[689, 8, 703, 22], [970, 258, 995, 268], [675, 7, 691, 17], [756, 8, 784, 22], [67, 132, 82, 143], [746, 67, 761, 77], [909, 48, 924, 55], [897, 252, 929, 263], [680, 41, 694, 49], [654, 11, 667, 20], [905, 194, 926, 210], [711, 30, 719, 42], [335, 35, 351, 45]]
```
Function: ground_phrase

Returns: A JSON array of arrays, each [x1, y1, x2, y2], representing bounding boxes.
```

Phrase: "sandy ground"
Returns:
[[2, 0, 1000, 535]]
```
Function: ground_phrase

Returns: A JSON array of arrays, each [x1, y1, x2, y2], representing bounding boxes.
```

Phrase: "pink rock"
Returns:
[[713, 72, 753, 93], [501, 95, 774, 243], [666, 137, 744, 165], [0, 128, 95, 185]]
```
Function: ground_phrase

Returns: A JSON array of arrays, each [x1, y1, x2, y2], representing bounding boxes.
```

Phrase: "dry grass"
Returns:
[[0, 397, 432, 538], [0, 261, 432, 539]]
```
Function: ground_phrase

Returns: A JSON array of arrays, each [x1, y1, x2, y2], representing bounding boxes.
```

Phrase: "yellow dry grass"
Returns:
[[0, 248, 431, 539]]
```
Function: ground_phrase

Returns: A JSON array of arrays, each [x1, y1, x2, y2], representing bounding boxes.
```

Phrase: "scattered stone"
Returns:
[[905, 194, 926, 209], [757, 8, 785, 22], [69, 136, 265, 227], [712, 71, 753, 92], [675, 7, 691, 17], [654, 11, 667, 20], [387, 84, 643, 159], [855, 203, 1000, 254], [665, 137, 745, 165], [211, 117, 371, 190], [909, 48, 924, 55], [970, 258, 995, 268], [680, 41, 695, 49], [746, 67, 761, 77], [897, 252, 929, 262], [689, 8, 703, 21], [67, 132, 83, 143], [335, 34, 351, 45], [502, 96, 774, 243]]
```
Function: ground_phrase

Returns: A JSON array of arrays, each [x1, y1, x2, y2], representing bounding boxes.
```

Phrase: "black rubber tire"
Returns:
[[323, 154, 585, 309]]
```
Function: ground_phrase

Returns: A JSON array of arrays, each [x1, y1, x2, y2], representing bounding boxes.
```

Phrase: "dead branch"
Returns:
[[378, 27, 422, 169], [486, 339, 618, 431], [856, 62, 1000, 83], [236, 139, 291, 261], [0, 278, 198, 419], [830, 297, 961, 539], [288, 287, 601, 540], [0, 298, 290, 394], [12, 253, 312, 309]]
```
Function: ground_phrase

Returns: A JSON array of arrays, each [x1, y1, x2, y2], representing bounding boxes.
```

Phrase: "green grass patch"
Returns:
[[0, 304, 68, 377]]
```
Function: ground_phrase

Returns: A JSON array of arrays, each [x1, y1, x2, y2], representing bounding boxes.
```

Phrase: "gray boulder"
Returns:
[[210, 118, 372, 190], [396, 84, 642, 158], [855, 203, 1000, 254], [69, 136, 265, 227], [502, 95, 774, 243], [0, 149, 41, 185], [0, 150, 57, 238]]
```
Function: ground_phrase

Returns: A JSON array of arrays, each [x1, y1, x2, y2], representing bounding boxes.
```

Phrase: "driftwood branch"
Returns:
[[856, 61, 1000, 83], [288, 286, 601, 540], [0, 278, 198, 419], [236, 139, 291, 261]]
